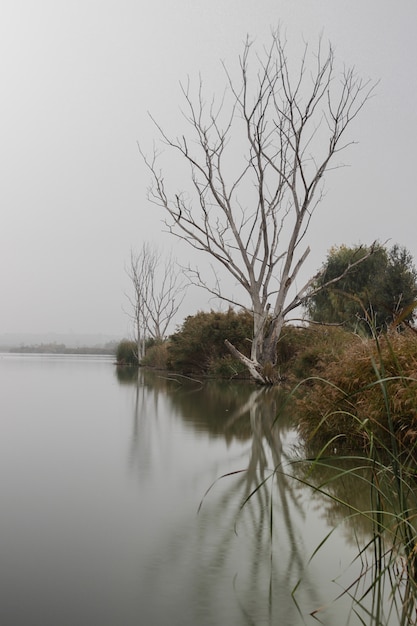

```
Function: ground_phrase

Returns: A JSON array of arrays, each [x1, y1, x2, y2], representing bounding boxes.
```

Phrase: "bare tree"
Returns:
[[140, 30, 375, 383], [125, 242, 186, 361]]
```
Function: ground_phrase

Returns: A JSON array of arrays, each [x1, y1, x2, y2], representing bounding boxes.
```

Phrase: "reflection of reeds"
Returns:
[[286, 452, 417, 624], [292, 330, 417, 625]]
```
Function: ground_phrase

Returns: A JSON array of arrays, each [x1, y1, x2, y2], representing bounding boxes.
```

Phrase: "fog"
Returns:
[[1, 0, 416, 338]]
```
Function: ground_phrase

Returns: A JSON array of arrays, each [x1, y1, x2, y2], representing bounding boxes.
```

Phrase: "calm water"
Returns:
[[0, 354, 390, 625]]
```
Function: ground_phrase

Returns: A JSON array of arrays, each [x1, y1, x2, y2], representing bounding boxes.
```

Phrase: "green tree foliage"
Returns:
[[168, 308, 253, 376], [306, 243, 417, 333]]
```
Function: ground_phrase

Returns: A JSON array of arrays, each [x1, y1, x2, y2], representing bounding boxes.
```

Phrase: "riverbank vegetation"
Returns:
[[116, 308, 417, 450], [289, 329, 417, 624], [118, 232, 417, 456], [295, 327, 417, 449]]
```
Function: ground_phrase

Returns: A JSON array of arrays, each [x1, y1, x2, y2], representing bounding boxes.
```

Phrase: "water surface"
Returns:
[[0, 354, 384, 625]]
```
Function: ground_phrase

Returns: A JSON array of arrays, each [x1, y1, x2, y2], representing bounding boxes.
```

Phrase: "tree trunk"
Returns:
[[224, 340, 266, 384], [261, 316, 285, 367], [225, 332, 282, 385]]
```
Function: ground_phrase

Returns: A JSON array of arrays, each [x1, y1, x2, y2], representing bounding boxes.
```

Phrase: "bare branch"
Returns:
[[125, 243, 187, 359], [140, 30, 376, 381]]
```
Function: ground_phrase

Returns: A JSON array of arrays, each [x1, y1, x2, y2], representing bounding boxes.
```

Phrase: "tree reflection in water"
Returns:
[[207, 384, 325, 625], [115, 367, 400, 625]]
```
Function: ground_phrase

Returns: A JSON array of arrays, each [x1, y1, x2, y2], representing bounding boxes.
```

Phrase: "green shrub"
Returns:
[[276, 324, 355, 382], [168, 308, 253, 376], [116, 340, 138, 367]]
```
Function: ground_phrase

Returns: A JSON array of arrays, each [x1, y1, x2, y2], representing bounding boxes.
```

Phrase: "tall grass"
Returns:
[[289, 433, 417, 623], [296, 329, 417, 452], [292, 329, 417, 624]]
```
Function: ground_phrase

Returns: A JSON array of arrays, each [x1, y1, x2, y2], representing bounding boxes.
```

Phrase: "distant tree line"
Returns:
[[10, 342, 118, 355]]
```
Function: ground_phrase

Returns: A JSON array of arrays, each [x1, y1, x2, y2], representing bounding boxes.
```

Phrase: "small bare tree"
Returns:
[[125, 242, 186, 361], [141, 30, 375, 383]]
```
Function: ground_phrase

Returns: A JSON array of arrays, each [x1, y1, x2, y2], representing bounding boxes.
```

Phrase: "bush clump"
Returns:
[[116, 340, 139, 367], [296, 328, 417, 451], [275, 324, 356, 383], [168, 308, 253, 377], [141, 340, 170, 370]]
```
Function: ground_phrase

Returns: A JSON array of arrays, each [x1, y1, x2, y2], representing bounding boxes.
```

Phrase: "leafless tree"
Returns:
[[140, 30, 375, 383], [125, 242, 186, 361]]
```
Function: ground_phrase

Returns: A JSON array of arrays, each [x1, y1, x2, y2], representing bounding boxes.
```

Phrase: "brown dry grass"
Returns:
[[296, 329, 417, 451]]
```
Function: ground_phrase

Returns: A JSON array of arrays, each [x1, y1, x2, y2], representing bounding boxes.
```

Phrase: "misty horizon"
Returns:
[[1, 1, 416, 337]]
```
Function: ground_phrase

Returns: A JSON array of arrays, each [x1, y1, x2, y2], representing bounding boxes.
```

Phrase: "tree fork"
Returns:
[[143, 30, 376, 384]]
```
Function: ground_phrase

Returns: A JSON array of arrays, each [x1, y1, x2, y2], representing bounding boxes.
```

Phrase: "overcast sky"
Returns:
[[1, 0, 416, 338]]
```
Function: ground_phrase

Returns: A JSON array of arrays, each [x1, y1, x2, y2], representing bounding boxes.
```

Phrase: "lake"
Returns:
[[0, 353, 404, 625]]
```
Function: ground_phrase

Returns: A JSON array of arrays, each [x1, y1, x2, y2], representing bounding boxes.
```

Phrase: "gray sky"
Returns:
[[1, 0, 416, 337]]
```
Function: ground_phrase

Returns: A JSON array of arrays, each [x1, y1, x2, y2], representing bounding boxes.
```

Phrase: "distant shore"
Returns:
[[7, 342, 117, 356]]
